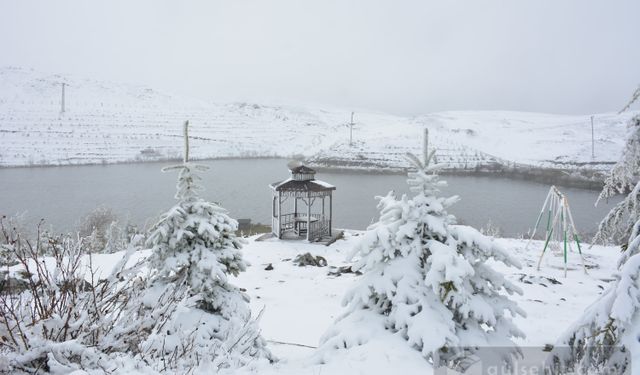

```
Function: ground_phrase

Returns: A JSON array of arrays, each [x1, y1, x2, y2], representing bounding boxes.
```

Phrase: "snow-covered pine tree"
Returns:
[[133, 121, 271, 372], [594, 114, 640, 247], [317, 150, 525, 371], [549, 227, 640, 374], [549, 107, 640, 374]]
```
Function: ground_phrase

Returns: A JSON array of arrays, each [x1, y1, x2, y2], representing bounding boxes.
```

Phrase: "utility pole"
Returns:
[[349, 111, 355, 146], [591, 115, 595, 158], [423, 128, 429, 164], [60, 82, 66, 114], [183, 120, 190, 163]]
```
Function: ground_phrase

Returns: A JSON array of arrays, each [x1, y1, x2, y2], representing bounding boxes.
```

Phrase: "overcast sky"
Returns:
[[1, 0, 639, 115]]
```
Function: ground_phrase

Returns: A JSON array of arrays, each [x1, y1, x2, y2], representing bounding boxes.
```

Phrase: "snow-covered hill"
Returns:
[[0, 66, 636, 171]]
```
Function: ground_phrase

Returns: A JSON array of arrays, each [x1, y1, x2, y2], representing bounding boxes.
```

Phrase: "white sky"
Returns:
[[1, 0, 639, 115]]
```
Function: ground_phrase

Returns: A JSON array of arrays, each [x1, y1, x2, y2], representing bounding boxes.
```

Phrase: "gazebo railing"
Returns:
[[308, 217, 330, 240], [279, 213, 296, 231], [278, 213, 329, 239]]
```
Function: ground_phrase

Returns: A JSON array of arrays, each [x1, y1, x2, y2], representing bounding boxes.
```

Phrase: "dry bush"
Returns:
[[0, 217, 138, 374], [76, 206, 118, 253]]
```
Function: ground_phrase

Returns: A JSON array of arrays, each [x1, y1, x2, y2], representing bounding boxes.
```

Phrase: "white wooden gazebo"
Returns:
[[269, 165, 335, 241]]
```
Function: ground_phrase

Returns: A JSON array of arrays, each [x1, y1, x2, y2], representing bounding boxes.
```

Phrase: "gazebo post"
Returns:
[[278, 191, 282, 239], [321, 196, 326, 237], [329, 194, 332, 236], [294, 198, 298, 218], [306, 192, 311, 241], [271, 193, 276, 237]]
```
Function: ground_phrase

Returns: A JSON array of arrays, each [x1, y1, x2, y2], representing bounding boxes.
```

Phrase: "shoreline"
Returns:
[[312, 165, 606, 190], [1, 155, 607, 191]]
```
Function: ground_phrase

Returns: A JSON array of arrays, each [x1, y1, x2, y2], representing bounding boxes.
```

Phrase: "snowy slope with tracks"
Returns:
[[0, 66, 636, 171]]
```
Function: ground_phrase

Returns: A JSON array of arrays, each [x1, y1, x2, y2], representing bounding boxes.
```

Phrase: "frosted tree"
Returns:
[[619, 85, 640, 114], [130, 121, 272, 372], [318, 150, 525, 371], [594, 115, 640, 247], [548, 232, 640, 374], [549, 95, 640, 374]]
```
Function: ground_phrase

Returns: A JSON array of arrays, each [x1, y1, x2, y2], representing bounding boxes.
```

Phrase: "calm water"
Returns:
[[0, 158, 620, 238]]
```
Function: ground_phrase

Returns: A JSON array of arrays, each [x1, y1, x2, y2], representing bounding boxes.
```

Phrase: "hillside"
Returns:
[[0, 66, 636, 173]]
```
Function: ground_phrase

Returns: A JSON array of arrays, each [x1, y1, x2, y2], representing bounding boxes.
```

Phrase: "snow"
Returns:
[[235, 234, 622, 374], [310, 179, 335, 188], [14, 233, 622, 373], [2, 229, 625, 374], [1, 66, 636, 373], [0, 66, 637, 171], [241, 233, 620, 371]]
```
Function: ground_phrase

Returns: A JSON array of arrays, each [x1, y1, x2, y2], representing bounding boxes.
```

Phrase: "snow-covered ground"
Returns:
[[0, 66, 636, 171], [230, 232, 619, 374], [33, 231, 618, 374]]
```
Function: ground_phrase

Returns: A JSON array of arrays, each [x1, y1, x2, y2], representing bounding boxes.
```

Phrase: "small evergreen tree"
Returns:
[[318, 151, 525, 371], [127, 122, 272, 372], [550, 109, 640, 373], [145, 162, 248, 313]]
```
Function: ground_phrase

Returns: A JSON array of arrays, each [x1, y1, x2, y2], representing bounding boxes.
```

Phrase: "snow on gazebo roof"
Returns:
[[289, 165, 316, 174], [270, 164, 335, 192], [269, 178, 336, 192]]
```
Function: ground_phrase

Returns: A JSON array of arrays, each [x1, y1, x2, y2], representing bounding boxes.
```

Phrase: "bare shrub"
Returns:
[[480, 219, 502, 238], [0, 215, 260, 374], [77, 206, 118, 253], [77, 206, 117, 238], [0, 217, 139, 374]]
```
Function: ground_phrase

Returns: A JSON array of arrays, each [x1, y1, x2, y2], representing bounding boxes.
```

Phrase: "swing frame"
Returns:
[[526, 186, 587, 277]]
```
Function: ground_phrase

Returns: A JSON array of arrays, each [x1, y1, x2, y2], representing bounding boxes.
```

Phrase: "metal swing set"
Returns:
[[526, 186, 587, 277]]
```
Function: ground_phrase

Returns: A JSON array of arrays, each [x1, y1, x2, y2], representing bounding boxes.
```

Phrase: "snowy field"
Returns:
[[236, 233, 619, 374], [49, 231, 619, 374], [0, 66, 636, 171]]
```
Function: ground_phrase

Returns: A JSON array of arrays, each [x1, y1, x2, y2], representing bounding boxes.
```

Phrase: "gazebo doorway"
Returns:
[[269, 164, 335, 241]]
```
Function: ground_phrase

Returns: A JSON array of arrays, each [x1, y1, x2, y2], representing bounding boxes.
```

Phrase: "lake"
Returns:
[[0, 158, 620, 238]]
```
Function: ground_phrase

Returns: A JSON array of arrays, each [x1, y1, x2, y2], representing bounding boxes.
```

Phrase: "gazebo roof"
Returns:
[[270, 178, 335, 192], [290, 165, 316, 174], [270, 163, 335, 192]]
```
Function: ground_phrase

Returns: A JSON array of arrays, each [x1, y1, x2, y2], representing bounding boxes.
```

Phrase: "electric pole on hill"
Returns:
[[60, 82, 66, 114], [349, 112, 354, 146]]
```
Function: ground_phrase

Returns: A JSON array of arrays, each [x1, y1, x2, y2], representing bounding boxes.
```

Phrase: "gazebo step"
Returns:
[[254, 233, 276, 241], [314, 230, 345, 246]]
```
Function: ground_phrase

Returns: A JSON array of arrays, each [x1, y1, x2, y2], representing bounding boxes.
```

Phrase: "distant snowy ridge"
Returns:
[[0, 66, 636, 171]]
